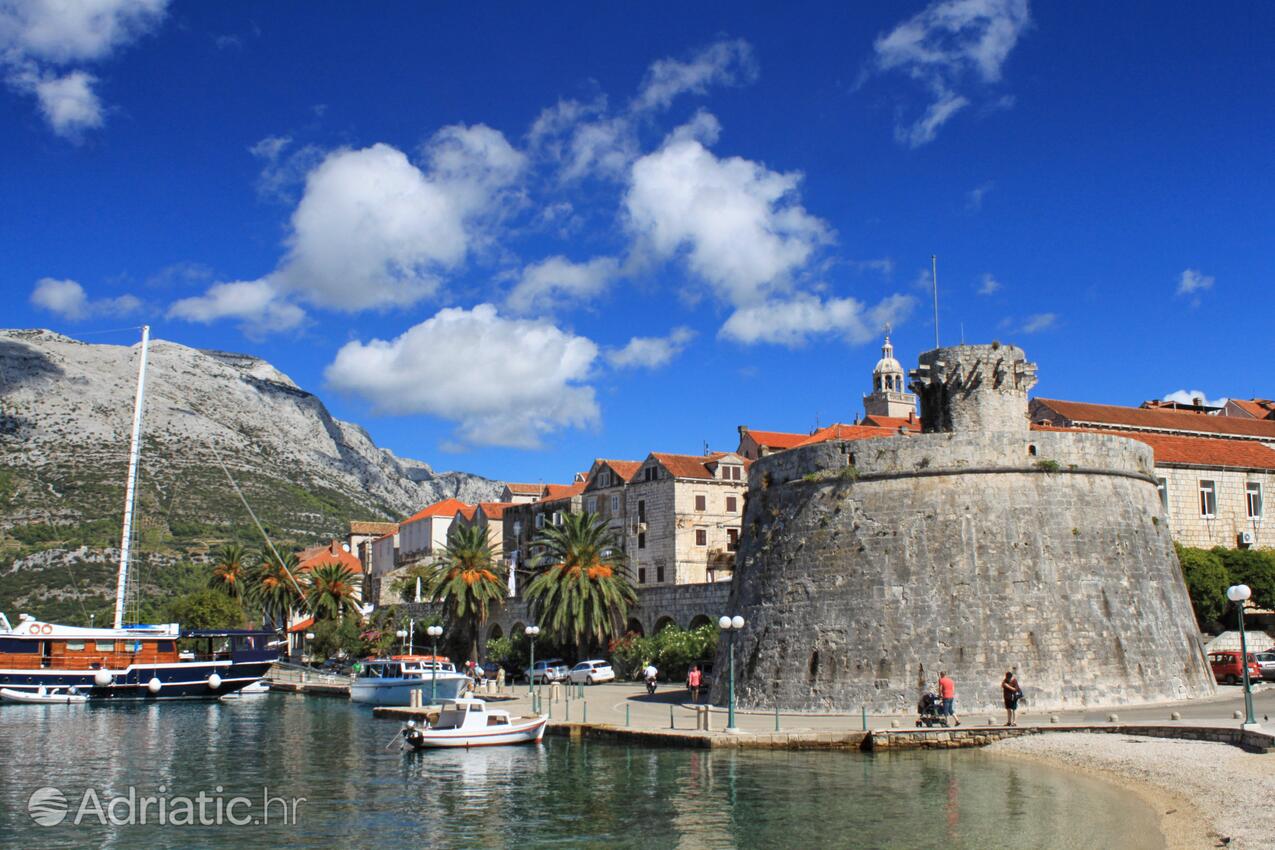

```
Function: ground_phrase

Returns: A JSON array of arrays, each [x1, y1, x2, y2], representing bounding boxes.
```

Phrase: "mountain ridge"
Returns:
[[0, 328, 501, 622]]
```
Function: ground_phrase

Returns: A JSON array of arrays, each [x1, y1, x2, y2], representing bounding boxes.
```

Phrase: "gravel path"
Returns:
[[988, 733, 1275, 850]]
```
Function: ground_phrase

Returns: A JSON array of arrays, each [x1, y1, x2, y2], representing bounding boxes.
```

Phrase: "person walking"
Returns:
[[687, 665, 702, 703], [1001, 671, 1023, 726], [938, 671, 959, 726]]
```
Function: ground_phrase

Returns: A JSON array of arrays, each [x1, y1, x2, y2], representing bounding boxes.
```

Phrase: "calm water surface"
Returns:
[[0, 696, 1162, 849]]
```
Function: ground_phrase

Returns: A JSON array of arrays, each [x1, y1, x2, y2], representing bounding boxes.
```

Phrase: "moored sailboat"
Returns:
[[0, 326, 279, 701]]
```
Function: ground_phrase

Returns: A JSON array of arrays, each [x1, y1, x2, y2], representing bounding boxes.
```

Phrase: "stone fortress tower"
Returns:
[[716, 342, 1215, 713]]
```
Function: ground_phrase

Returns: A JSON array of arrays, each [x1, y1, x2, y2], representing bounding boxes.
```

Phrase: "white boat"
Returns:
[[349, 656, 471, 706], [400, 698, 547, 749], [0, 686, 90, 704], [219, 680, 271, 700]]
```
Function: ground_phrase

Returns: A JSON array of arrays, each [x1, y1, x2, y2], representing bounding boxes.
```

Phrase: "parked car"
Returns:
[[1256, 650, 1275, 681], [567, 660, 615, 685], [1208, 650, 1262, 685], [525, 659, 570, 684]]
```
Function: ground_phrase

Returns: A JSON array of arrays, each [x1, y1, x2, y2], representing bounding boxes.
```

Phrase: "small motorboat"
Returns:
[[400, 698, 547, 749], [351, 656, 470, 706], [219, 679, 271, 700], [1, 686, 90, 704]]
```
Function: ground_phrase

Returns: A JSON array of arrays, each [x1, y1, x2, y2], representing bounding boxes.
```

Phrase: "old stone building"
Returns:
[[718, 342, 1214, 714], [623, 452, 749, 586], [862, 333, 918, 420], [501, 481, 586, 593]]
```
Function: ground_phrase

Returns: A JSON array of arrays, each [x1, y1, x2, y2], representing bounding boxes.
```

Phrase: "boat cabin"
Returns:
[[433, 698, 513, 730]]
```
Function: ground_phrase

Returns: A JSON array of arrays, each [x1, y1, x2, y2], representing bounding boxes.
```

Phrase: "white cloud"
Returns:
[[633, 38, 757, 112], [966, 180, 994, 210], [871, 0, 1031, 146], [720, 293, 916, 347], [324, 304, 599, 449], [1018, 312, 1056, 333], [528, 39, 756, 183], [977, 273, 1001, 295], [849, 257, 895, 276], [29, 277, 139, 320], [1162, 389, 1228, 408], [625, 122, 831, 309], [30, 69, 101, 136], [1176, 268, 1214, 296], [177, 127, 526, 320], [1, 0, 169, 138], [166, 280, 304, 336], [506, 255, 621, 315], [606, 327, 695, 369]]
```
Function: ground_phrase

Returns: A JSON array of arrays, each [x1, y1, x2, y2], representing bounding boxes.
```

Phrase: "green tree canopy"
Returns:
[[162, 589, 245, 631], [1176, 544, 1230, 629], [304, 562, 363, 622], [208, 543, 250, 600], [525, 511, 637, 657], [1211, 546, 1275, 611], [423, 523, 507, 662]]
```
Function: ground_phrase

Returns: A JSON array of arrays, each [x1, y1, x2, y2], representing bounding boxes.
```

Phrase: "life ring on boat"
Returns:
[[29, 624, 41, 634], [41, 624, 53, 634]]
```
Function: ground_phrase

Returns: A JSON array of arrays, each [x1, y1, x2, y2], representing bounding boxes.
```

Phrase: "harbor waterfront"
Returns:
[[0, 694, 1170, 850]]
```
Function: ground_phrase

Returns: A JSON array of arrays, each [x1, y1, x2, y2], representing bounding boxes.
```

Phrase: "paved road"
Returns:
[[477, 679, 1275, 735]]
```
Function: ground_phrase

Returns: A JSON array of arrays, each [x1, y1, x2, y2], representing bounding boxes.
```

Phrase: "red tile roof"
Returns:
[[740, 429, 808, 449], [859, 414, 921, 431], [504, 482, 545, 495], [1032, 424, 1275, 471], [535, 482, 586, 504], [1230, 399, 1275, 420], [297, 540, 364, 574], [455, 505, 477, 521], [643, 452, 749, 480], [593, 459, 642, 482], [288, 616, 314, 633], [792, 423, 903, 448], [1033, 398, 1275, 441], [372, 531, 396, 544], [349, 520, 398, 536], [401, 498, 473, 524], [477, 502, 513, 520]]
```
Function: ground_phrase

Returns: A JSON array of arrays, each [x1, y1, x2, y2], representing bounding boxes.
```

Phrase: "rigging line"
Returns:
[[207, 437, 310, 611], [68, 325, 147, 338]]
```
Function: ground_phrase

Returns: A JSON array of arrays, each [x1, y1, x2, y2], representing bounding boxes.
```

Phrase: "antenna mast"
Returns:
[[113, 325, 150, 629], [931, 254, 940, 349]]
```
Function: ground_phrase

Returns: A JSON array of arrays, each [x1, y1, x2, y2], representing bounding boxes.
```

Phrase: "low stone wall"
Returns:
[[866, 724, 1275, 754]]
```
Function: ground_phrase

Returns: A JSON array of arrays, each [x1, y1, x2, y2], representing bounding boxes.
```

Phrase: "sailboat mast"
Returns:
[[113, 325, 150, 629]]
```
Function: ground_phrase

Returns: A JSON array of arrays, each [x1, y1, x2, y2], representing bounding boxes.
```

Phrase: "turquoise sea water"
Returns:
[[0, 696, 1162, 849]]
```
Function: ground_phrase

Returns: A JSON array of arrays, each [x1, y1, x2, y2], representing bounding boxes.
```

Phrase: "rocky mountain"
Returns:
[[0, 328, 502, 622]]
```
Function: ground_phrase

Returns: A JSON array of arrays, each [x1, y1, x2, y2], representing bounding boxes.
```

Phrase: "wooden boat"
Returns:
[[0, 327, 279, 701], [0, 686, 90, 704], [400, 698, 547, 748]]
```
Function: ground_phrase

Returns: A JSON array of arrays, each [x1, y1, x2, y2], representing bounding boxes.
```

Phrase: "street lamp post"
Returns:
[[1226, 584, 1257, 728], [395, 629, 407, 654], [718, 614, 745, 733], [525, 625, 541, 700], [426, 624, 443, 704]]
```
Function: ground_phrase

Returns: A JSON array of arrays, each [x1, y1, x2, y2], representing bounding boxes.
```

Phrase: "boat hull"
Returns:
[[0, 687, 89, 704], [350, 673, 469, 706], [0, 658, 275, 701], [404, 716, 548, 748]]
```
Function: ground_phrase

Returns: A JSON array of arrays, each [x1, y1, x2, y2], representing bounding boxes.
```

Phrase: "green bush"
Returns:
[[309, 615, 366, 661], [1176, 545, 1230, 629], [162, 590, 245, 630], [610, 624, 718, 681], [1210, 546, 1275, 612]]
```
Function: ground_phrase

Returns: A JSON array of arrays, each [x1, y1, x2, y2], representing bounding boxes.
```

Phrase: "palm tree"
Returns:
[[525, 512, 637, 657], [209, 543, 249, 599], [248, 550, 305, 631], [423, 523, 507, 662], [305, 562, 363, 621]]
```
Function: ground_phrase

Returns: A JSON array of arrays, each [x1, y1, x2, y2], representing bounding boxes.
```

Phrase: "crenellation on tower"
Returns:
[[909, 343, 1038, 433]]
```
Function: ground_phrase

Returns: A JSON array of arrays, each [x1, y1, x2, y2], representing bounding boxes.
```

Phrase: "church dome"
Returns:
[[873, 336, 903, 377]]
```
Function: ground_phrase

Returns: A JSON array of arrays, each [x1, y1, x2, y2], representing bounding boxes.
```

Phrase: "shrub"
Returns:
[[610, 624, 718, 681], [1175, 545, 1230, 629]]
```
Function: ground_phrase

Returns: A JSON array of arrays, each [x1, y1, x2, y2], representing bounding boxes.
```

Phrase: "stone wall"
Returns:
[[1160, 465, 1271, 549], [714, 344, 1216, 714], [395, 580, 732, 654]]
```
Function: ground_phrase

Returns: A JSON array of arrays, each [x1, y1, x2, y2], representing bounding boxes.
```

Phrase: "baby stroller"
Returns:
[[916, 691, 947, 727]]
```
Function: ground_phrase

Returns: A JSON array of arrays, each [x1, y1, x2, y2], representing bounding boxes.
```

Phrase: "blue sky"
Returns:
[[3, 1, 1273, 486]]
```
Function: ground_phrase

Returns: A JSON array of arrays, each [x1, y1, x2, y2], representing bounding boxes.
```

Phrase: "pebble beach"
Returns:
[[989, 733, 1275, 850]]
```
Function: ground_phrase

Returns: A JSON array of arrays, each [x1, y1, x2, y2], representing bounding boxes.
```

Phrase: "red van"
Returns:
[[1207, 650, 1262, 685]]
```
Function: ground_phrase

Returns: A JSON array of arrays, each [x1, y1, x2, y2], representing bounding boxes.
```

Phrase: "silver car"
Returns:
[[1256, 650, 1275, 681], [526, 659, 570, 684]]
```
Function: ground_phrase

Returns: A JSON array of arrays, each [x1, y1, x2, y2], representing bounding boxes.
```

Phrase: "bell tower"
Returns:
[[863, 330, 917, 419]]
